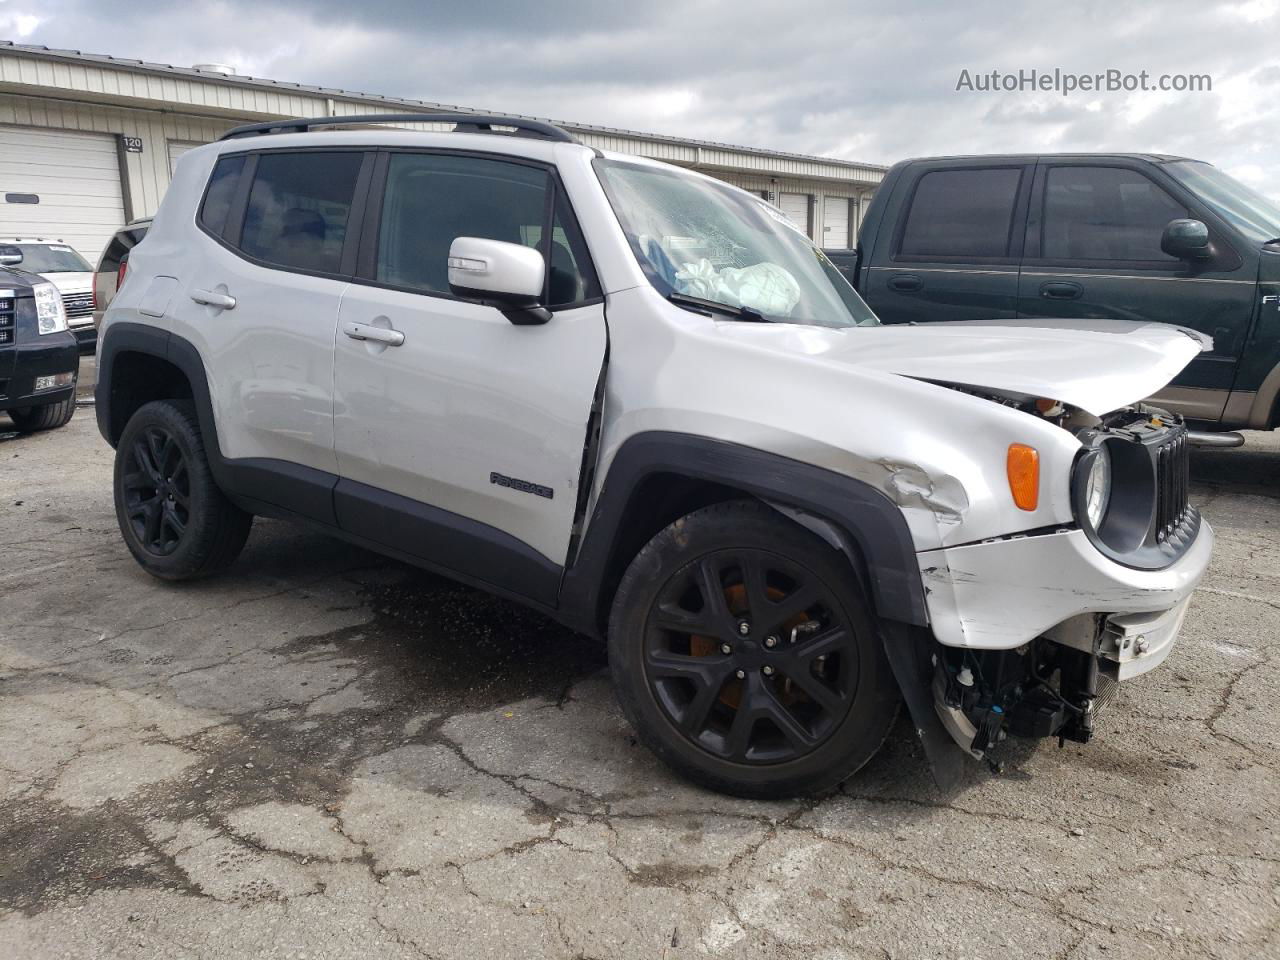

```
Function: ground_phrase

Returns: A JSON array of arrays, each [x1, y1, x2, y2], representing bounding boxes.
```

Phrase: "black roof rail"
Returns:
[[219, 113, 580, 143]]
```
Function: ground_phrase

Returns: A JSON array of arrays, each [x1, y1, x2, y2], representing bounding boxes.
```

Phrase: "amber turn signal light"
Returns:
[[1007, 444, 1039, 511]]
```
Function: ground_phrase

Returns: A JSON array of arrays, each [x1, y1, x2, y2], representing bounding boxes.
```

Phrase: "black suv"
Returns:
[[0, 265, 79, 433]]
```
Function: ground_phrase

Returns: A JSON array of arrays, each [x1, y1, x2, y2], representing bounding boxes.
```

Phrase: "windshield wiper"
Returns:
[[667, 292, 770, 323]]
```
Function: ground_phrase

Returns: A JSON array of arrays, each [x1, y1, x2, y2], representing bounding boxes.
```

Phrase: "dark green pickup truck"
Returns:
[[834, 154, 1280, 432]]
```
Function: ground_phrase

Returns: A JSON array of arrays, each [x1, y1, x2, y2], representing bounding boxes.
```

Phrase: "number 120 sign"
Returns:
[[122, 136, 143, 153]]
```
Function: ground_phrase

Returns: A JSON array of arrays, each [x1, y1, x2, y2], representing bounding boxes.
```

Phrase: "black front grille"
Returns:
[[1154, 428, 1190, 543], [0, 294, 14, 346], [61, 291, 95, 320]]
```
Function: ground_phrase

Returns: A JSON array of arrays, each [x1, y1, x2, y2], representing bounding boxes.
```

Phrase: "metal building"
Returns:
[[0, 41, 885, 264]]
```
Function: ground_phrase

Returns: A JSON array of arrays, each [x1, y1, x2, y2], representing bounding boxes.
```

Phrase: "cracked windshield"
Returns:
[[596, 159, 878, 328]]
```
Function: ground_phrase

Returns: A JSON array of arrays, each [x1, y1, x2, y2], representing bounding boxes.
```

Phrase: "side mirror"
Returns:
[[0, 245, 23, 267], [1161, 219, 1213, 261], [447, 237, 550, 325]]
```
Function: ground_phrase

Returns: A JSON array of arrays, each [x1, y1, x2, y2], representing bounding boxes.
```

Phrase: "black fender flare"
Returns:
[[559, 431, 964, 786], [95, 321, 338, 525], [558, 431, 929, 633]]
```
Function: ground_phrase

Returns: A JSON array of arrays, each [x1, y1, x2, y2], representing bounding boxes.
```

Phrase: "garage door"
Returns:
[[778, 192, 811, 237], [168, 140, 205, 176], [0, 125, 126, 265], [822, 196, 851, 250]]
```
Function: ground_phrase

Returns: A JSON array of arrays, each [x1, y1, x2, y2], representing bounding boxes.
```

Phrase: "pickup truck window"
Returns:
[[898, 168, 1022, 259], [1042, 166, 1185, 262], [1165, 160, 1280, 245], [596, 158, 878, 328]]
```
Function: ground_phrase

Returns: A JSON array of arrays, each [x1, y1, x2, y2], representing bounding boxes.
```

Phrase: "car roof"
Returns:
[[895, 152, 1200, 165]]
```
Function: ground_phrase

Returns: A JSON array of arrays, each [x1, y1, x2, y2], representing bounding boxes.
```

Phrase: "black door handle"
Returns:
[[1040, 281, 1083, 300], [888, 275, 923, 292]]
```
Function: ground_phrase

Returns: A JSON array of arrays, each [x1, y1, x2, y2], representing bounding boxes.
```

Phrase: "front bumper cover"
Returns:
[[918, 523, 1214, 651]]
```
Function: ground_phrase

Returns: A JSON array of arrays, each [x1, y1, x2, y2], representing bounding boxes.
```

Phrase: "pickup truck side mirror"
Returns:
[[447, 237, 551, 325], [0, 245, 23, 267], [1161, 219, 1213, 261]]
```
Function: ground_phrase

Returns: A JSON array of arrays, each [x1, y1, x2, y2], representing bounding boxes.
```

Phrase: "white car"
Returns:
[[96, 114, 1212, 797], [0, 238, 96, 350]]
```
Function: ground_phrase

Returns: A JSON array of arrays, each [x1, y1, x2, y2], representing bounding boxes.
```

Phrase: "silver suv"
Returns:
[[97, 115, 1213, 797]]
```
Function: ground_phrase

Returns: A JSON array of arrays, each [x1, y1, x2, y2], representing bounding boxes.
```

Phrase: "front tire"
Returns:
[[113, 399, 252, 580], [608, 500, 900, 798], [9, 396, 75, 432]]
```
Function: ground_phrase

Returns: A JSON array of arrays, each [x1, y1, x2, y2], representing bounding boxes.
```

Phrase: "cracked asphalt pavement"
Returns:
[[1, 404, 1277, 960]]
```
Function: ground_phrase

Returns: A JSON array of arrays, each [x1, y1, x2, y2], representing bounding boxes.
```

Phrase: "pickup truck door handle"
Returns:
[[887, 275, 923, 292], [342, 320, 405, 347], [1040, 281, 1083, 301], [190, 289, 236, 310]]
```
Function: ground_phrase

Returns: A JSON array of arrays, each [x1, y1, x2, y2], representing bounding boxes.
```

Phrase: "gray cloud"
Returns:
[[10, 0, 1280, 196]]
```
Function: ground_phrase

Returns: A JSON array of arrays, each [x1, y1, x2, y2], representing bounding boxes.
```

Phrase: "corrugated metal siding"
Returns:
[[0, 46, 883, 233], [0, 46, 883, 177]]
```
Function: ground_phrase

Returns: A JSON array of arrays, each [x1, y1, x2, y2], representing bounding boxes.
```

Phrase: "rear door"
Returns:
[[861, 159, 1033, 324], [332, 150, 607, 604], [175, 148, 370, 520], [1017, 159, 1256, 420]]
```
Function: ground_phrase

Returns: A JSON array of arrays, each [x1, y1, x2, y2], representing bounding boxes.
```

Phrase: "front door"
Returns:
[[1017, 160, 1256, 421], [333, 151, 607, 604], [861, 160, 1033, 325]]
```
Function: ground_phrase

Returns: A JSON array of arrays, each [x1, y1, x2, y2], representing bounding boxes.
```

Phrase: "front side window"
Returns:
[[1164, 160, 1280, 245], [596, 158, 877, 328], [898, 168, 1022, 259], [1042, 166, 1187, 262], [375, 153, 598, 308], [239, 152, 362, 274]]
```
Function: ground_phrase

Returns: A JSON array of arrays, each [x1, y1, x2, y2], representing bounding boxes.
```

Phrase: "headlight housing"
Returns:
[[1072, 423, 1199, 570], [33, 282, 68, 335], [1082, 443, 1111, 529]]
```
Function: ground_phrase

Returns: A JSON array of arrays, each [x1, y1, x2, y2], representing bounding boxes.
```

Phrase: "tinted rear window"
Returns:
[[239, 152, 363, 274], [898, 168, 1022, 259]]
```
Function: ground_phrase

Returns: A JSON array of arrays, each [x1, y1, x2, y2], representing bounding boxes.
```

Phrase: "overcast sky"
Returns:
[[6, 0, 1280, 198]]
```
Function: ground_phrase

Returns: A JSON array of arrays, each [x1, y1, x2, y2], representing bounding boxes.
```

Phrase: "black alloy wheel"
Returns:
[[608, 500, 900, 798], [121, 425, 191, 556], [644, 547, 857, 764], [113, 399, 252, 580]]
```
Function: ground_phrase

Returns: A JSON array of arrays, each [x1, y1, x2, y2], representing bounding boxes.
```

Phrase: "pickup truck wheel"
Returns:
[[113, 399, 252, 580], [608, 500, 900, 798], [8, 396, 75, 432]]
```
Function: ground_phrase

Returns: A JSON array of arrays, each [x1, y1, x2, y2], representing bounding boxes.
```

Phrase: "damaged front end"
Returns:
[[904, 396, 1210, 780]]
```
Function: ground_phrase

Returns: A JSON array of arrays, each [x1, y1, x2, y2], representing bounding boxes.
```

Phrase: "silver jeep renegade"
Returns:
[[97, 114, 1213, 797]]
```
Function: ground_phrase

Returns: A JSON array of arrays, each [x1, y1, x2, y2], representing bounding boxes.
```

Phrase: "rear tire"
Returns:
[[608, 500, 900, 798], [113, 399, 252, 580], [9, 396, 75, 432]]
